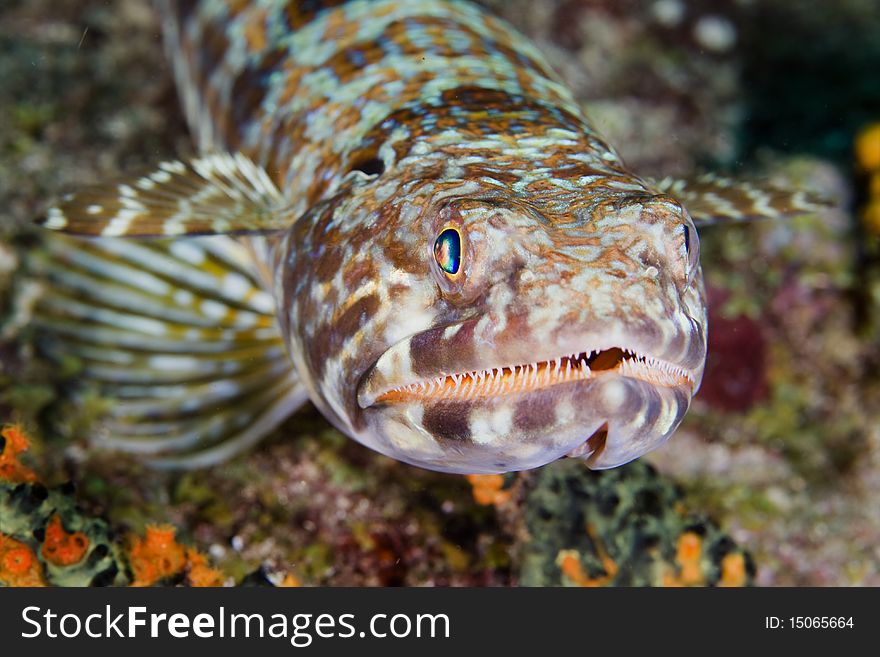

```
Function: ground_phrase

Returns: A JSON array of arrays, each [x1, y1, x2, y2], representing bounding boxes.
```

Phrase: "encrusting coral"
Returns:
[[0, 424, 230, 587], [127, 524, 226, 587], [1, 424, 127, 585], [0, 424, 38, 484]]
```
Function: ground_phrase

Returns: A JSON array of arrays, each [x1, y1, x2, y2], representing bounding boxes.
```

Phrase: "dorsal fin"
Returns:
[[39, 153, 291, 237], [648, 173, 833, 227]]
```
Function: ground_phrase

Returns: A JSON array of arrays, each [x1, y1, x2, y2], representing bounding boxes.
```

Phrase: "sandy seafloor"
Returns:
[[1, 0, 879, 586]]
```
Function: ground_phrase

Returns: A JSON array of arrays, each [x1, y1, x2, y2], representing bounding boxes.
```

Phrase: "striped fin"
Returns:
[[649, 173, 833, 227], [39, 153, 291, 237], [30, 234, 307, 468]]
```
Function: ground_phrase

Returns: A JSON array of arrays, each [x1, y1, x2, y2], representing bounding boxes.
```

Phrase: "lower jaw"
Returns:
[[361, 376, 692, 474]]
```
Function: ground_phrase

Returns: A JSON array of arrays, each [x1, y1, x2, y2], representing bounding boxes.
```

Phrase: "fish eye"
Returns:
[[433, 227, 462, 277]]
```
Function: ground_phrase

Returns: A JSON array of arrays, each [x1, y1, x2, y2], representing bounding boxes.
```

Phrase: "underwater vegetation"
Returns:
[[1, 0, 879, 586]]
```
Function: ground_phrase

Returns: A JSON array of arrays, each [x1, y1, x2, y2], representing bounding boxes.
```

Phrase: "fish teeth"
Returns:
[[380, 346, 693, 402], [461, 375, 474, 398], [501, 367, 513, 393]]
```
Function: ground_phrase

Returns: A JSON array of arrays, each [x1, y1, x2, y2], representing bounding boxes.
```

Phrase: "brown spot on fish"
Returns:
[[314, 245, 345, 284], [514, 394, 556, 433], [423, 401, 472, 443], [409, 320, 477, 379], [307, 292, 380, 381], [333, 293, 381, 348], [343, 257, 378, 290]]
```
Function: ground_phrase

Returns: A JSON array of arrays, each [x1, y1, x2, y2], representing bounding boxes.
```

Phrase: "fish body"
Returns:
[[36, 0, 822, 473]]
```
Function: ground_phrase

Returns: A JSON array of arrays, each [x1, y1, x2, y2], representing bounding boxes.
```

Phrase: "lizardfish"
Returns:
[[35, 0, 824, 472]]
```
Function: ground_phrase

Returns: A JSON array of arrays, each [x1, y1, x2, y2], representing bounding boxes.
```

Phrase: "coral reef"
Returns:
[[1, 426, 129, 586], [518, 460, 753, 586], [0, 425, 227, 587], [2, 423, 751, 588]]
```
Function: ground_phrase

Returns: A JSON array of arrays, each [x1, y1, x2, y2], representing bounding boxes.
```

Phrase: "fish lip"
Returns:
[[357, 323, 699, 410]]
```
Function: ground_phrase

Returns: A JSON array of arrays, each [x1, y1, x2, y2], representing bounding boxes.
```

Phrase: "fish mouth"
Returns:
[[359, 346, 696, 408]]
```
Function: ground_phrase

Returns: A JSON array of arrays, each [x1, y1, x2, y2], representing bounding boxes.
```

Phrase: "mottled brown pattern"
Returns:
[[320, 15, 553, 88], [320, 19, 426, 83], [340, 86, 592, 172]]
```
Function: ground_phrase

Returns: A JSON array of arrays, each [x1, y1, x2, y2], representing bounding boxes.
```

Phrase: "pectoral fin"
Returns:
[[31, 234, 307, 468], [39, 153, 290, 237], [649, 173, 833, 227]]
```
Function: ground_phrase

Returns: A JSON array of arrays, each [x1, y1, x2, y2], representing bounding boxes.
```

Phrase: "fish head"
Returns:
[[284, 179, 706, 474]]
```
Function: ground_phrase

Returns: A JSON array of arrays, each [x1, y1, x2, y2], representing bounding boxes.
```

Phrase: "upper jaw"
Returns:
[[357, 318, 703, 410]]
